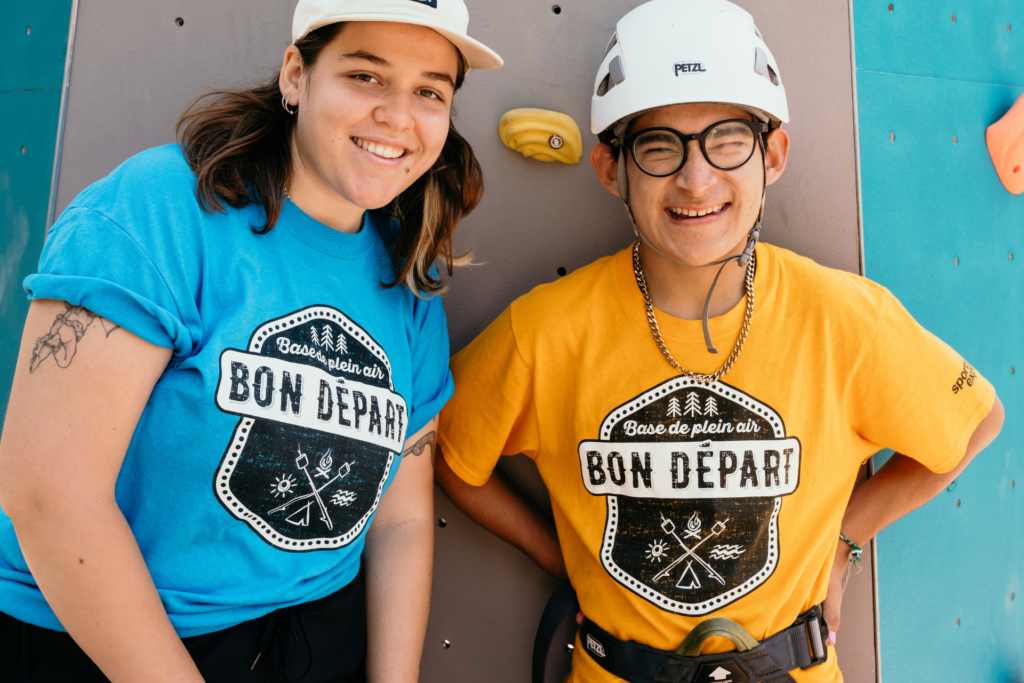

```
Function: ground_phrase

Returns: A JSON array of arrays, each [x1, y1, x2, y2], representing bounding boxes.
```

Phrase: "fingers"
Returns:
[[576, 611, 584, 626], [828, 630, 837, 646]]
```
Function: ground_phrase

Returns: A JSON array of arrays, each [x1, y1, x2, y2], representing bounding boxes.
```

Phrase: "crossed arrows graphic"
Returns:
[[652, 513, 730, 586]]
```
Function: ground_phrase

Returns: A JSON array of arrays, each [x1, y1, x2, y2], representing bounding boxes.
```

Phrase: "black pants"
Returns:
[[0, 573, 366, 683]]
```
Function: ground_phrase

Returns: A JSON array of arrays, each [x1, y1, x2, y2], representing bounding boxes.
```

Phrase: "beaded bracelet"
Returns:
[[839, 532, 863, 565]]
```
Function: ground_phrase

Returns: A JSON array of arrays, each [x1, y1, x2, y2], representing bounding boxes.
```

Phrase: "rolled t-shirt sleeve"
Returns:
[[437, 307, 539, 487], [404, 295, 455, 438], [848, 291, 996, 473], [24, 208, 193, 356]]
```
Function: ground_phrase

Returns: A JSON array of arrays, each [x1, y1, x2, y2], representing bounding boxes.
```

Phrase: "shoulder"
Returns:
[[71, 145, 198, 209], [507, 252, 620, 338], [764, 243, 893, 329]]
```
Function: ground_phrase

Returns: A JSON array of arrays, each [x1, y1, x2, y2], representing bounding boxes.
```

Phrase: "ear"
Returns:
[[279, 45, 304, 104], [764, 128, 790, 187], [590, 143, 621, 198]]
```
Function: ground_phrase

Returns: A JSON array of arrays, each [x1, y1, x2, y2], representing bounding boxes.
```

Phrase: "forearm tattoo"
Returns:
[[29, 303, 119, 374], [403, 431, 437, 463]]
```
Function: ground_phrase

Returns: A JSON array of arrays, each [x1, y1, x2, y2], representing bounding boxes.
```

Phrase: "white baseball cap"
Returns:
[[292, 0, 503, 70]]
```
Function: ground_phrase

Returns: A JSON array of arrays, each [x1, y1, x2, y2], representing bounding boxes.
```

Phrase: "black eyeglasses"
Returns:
[[611, 119, 769, 177]]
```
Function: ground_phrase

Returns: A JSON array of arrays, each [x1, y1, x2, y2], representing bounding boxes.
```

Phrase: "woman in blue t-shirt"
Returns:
[[0, 1, 501, 681]]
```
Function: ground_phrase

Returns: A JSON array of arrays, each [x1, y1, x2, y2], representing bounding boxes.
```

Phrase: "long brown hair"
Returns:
[[176, 23, 481, 295]]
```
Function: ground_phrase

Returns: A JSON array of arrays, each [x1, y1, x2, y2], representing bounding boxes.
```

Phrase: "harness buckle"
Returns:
[[794, 606, 828, 669]]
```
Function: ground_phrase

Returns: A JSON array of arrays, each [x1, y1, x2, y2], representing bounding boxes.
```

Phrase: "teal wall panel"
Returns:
[[0, 1, 73, 93], [854, 1, 1023, 681], [0, 2, 74, 426], [855, 1, 1022, 84]]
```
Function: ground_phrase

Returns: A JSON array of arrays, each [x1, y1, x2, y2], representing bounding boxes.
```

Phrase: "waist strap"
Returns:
[[580, 604, 828, 683]]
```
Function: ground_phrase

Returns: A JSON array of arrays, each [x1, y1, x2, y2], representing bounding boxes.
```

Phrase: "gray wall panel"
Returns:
[[53, 1, 874, 681]]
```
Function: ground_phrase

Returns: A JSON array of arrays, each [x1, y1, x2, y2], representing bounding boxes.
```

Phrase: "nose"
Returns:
[[373, 91, 416, 131], [675, 140, 717, 195]]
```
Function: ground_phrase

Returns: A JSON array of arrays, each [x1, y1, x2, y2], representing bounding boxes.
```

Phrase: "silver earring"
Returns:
[[281, 95, 296, 115]]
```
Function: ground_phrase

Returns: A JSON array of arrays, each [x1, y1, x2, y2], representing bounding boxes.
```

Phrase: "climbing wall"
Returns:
[[0, 0, 74, 425], [853, 1, 1023, 680], [40, 0, 875, 681]]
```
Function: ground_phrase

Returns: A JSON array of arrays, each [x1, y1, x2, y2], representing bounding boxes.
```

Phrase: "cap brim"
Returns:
[[297, 14, 503, 70]]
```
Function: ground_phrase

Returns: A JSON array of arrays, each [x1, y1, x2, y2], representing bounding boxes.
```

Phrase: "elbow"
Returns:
[[982, 395, 1005, 446]]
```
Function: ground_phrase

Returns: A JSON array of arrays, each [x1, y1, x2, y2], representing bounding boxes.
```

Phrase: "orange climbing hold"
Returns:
[[986, 94, 1024, 194]]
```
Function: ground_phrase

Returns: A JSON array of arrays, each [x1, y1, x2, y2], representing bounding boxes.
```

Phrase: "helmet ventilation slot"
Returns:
[[604, 33, 618, 57]]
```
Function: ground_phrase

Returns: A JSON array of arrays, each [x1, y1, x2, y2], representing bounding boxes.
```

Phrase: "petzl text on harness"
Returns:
[[580, 605, 828, 683]]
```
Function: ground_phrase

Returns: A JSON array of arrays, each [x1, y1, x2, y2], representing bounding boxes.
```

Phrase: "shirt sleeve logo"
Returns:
[[213, 306, 407, 552], [579, 377, 801, 615], [951, 361, 977, 395]]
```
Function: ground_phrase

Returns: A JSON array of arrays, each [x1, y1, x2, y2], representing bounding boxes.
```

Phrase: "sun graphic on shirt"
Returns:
[[646, 539, 667, 563], [270, 473, 297, 498]]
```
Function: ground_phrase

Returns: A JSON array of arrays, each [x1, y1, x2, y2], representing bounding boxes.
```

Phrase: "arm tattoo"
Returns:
[[403, 431, 437, 463], [29, 303, 120, 374]]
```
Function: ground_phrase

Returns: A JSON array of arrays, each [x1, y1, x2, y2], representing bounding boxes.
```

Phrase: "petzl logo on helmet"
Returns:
[[408, 0, 438, 7], [214, 305, 407, 552], [579, 377, 801, 615], [675, 61, 707, 75]]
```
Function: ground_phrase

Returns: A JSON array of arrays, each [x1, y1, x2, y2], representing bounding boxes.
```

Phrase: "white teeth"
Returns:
[[354, 137, 405, 159], [670, 203, 724, 218]]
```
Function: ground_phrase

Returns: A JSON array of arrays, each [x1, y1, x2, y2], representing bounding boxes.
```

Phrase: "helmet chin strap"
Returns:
[[617, 147, 766, 354]]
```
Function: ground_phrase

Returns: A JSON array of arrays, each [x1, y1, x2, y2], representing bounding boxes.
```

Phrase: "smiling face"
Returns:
[[281, 21, 461, 215], [594, 103, 789, 267]]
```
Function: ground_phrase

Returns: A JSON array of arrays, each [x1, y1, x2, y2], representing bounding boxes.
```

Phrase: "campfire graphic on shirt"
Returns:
[[579, 378, 801, 614], [213, 305, 407, 552]]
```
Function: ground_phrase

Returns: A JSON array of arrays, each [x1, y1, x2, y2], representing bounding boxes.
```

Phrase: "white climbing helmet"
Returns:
[[591, 0, 789, 137]]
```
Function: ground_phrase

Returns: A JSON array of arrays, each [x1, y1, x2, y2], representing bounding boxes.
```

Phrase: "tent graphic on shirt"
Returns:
[[578, 377, 801, 615], [212, 305, 408, 552]]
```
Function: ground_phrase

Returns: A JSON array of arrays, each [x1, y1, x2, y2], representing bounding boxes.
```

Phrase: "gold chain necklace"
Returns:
[[632, 241, 755, 385]]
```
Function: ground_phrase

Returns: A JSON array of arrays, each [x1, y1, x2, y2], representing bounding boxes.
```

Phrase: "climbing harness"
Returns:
[[579, 606, 828, 683], [532, 580, 828, 683]]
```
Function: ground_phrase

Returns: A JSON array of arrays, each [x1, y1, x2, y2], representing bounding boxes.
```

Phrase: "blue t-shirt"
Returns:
[[0, 145, 454, 637]]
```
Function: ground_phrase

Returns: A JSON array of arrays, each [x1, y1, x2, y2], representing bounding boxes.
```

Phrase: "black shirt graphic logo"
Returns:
[[213, 306, 408, 552], [579, 377, 801, 614]]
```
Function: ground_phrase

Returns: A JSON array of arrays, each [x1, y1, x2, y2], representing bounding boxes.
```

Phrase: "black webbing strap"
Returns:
[[532, 579, 580, 683], [579, 605, 829, 683]]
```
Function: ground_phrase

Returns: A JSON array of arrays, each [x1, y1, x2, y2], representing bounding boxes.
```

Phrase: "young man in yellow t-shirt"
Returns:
[[434, 1, 1004, 681]]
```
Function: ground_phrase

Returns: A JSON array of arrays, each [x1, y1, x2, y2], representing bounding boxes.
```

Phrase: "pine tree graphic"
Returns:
[[334, 332, 347, 355], [321, 324, 334, 351], [666, 397, 682, 418], [705, 397, 718, 417], [684, 392, 702, 417], [309, 326, 321, 347]]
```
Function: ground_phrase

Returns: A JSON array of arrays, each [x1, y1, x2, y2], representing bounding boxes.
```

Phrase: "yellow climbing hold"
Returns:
[[499, 108, 583, 164]]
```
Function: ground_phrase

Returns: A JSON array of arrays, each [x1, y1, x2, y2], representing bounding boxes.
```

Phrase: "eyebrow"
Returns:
[[340, 51, 456, 88]]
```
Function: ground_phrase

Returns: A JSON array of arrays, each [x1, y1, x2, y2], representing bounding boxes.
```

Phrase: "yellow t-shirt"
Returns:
[[438, 244, 994, 683]]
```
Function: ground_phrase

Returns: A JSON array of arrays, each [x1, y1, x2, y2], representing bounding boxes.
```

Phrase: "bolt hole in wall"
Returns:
[[551, 5, 561, 15], [21, 146, 26, 155], [175, 17, 184, 27], [26, 25, 30, 34], [956, 618, 961, 627], [438, 518, 447, 528], [954, 257, 959, 266]]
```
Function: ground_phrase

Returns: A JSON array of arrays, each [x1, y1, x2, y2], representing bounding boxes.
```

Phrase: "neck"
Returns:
[[639, 239, 749, 321], [287, 146, 365, 235]]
